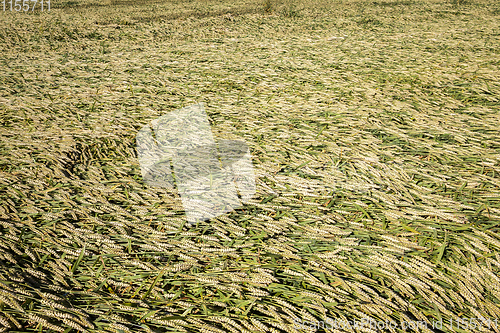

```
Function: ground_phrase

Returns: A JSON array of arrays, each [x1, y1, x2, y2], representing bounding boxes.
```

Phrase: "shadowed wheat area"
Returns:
[[1, 0, 500, 332]]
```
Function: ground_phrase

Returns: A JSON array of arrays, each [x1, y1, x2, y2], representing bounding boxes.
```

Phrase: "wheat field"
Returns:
[[1, 0, 500, 332]]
